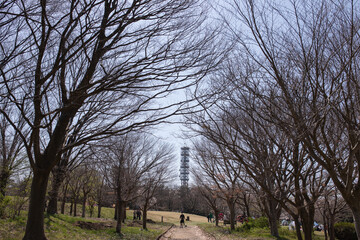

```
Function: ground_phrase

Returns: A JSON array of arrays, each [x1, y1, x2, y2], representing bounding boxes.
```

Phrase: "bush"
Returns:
[[253, 217, 269, 228], [236, 217, 269, 232], [0, 195, 11, 218], [334, 222, 357, 240]]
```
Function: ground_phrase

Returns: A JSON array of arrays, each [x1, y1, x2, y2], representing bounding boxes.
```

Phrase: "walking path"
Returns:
[[159, 225, 216, 240]]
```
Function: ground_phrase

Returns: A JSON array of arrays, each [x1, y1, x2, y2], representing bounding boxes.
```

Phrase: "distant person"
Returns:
[[180, 212, 185, 228], [133, 210, 136, 220], [219, 212, 224, 221], [207, 214, 210, 222], [209, 212, 213, 223], [136, 210, 142, 220]]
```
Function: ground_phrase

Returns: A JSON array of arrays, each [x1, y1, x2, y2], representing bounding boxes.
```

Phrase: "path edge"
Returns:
[[156, 224, 175, 240]]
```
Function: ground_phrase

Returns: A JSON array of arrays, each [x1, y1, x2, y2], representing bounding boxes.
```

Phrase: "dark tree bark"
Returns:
[[60, 182, 68, 214], [114, 202, 118, 220], [69, 201, 73, 215], [116, 200, 126, 234], [294, 218, 303, 240], [267, 197, 280, 238], [81, 194, 87, 218], [22, 170, 50, 240], [73, 197, 78, 217], [97, 202, 102, 218], [47, 167, 66, 214], [142, 202, 148, 230], [214, 209, 220, 226], [0, 169, 10, 197], [227, 200, 236, 231]]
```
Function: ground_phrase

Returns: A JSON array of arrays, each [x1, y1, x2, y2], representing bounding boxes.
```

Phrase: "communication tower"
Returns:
[[179, 147, 190, 187]]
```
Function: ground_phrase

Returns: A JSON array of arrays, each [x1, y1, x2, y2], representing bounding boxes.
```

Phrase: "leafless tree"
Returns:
[[188, 65, 330, 239], [137, 142, 174, 230], [193, 175, 222, 226], [67, 168, 82, 217], [192, 140, 241, 231], [78, 166, 98, 218], [95, 133, 171, 234], [47, 143, 91, 214], [316, 185, 349, 240], [0, 0, 224, 238], [219, 0, 360, 237], [0, 104, 27, 198]]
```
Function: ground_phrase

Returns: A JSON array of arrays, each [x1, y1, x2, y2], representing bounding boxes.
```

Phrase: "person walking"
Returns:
[[209, 212, 213, 223], [180, 212, 185, 228]]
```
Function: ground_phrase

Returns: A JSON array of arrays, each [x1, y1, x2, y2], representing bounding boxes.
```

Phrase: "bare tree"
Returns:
[[79, 166, 98, 218], [317, 185, 349, 240], [0, 104, 27, 198], [219, 0, 360, 237], [96, 133, 171, 234], [0, 0, 223, 238], [137, 142, 174, 230], [193, 140, 241, 231], [193, 175, 222, 226], [47, 143, 90, 214]]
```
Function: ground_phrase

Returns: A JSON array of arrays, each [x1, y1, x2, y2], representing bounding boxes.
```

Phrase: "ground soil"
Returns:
[[159, 225, 215, 240], [74, 221, 114, 230]]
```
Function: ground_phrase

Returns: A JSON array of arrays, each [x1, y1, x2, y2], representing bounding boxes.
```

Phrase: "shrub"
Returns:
[[334, 222, 357, 240], [0, 195, 11, 218], [236, 217, 269, 232], [254, 217, 269, 228]]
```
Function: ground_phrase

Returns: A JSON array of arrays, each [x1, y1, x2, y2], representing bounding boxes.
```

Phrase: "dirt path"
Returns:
[[159, 225, 216, 240]]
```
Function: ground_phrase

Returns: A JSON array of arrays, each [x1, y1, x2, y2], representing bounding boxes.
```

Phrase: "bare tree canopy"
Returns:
[[206, 0, 360, 238], [0, 0, 224, 239]]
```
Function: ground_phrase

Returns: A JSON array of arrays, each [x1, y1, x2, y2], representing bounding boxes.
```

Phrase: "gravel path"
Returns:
[[159, 225, 216, 240]]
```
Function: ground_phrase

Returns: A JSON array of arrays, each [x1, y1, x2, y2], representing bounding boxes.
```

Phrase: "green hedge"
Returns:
[[334, 222, 357, 240]]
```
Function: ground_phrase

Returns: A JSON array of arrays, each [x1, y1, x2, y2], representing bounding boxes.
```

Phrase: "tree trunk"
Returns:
[[243, 193, 251, 217], [22, 169, 50, 240], [82, 194, 87, 218], [73, 197, 77, 216], [323, 213, 328, 240], [116, 200, 125, 234], [294, 218, 303, 240], [0, 167, 10, 197], [114, 202, 118, 220], [351, 207, 360, 239], [301, 217, 313, 240], [69, 200, 73, 215], [267, 198, 279, 238], [329, 214, 335, 240], [228, 201, 236, 231], [122, 202, 126, 223], [215, 209, 219, 226], [47, 167, 66, 214], [142, 203, 148, 230], [299, 203, 315, 240], [60, 183, 68, 215], [97, 203, 102, 218]]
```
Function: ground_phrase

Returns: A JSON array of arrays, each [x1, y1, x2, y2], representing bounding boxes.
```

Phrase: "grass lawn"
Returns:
[[0, 205, 327, 240], [0, 207, 174, 240], [199, 223, 326, 240], [147, 210, 208, 226]]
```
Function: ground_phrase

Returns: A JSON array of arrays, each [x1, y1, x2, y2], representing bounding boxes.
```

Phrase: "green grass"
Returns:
[[0, 208, 170, 240], [198, 223, 326, 240], [0, 205, 327, 240]]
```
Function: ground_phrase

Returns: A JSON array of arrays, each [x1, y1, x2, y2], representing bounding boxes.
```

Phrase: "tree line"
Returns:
[[187, 0, 360, 240]]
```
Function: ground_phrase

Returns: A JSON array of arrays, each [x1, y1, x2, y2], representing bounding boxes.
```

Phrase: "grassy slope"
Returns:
[[198, 224, 326, 240], [0, 208, 173, 240], [0, 207, 326, 240]]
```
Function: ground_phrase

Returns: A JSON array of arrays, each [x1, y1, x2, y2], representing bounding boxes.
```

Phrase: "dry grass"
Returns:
[[146, 210, 208, 226]]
